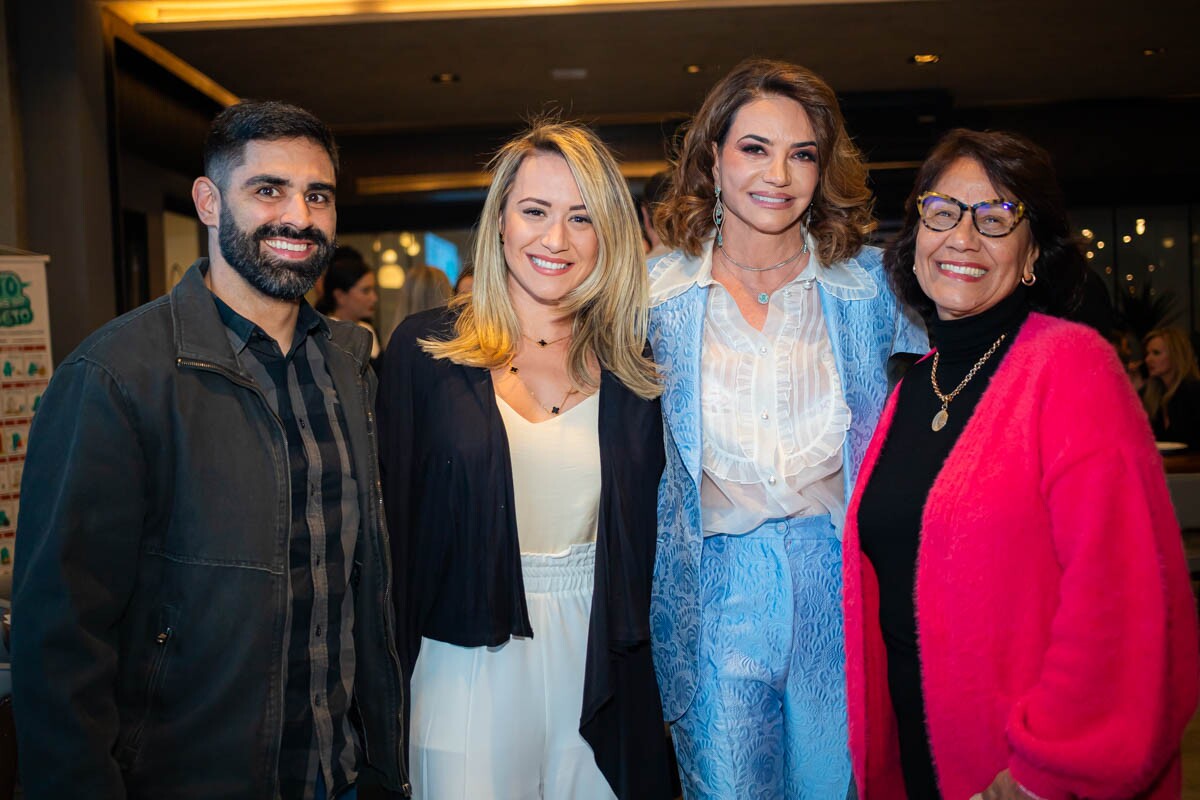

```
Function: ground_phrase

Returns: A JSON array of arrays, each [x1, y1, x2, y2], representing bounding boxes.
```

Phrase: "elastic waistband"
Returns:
[[735, 514, 835, 541], [520, 541, 596, 593]]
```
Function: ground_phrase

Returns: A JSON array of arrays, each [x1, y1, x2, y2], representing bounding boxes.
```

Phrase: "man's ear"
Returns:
[[192, 177, 221, 228]]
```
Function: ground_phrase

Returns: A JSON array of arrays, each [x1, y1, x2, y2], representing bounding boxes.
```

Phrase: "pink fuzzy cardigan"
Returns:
[[844, 313, 1199, 800]]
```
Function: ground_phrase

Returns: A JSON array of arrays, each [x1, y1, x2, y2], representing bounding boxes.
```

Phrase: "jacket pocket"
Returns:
[[123, 605, 178, 764]]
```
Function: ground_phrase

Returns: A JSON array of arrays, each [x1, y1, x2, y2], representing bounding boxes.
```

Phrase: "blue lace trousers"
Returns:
[[671, 515, 851, 799]]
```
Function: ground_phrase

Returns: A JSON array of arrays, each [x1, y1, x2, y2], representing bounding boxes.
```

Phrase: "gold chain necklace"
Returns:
[[521, 332, 571, 349], [929, 333, 1006, 432], [507, 364, 576, 416]]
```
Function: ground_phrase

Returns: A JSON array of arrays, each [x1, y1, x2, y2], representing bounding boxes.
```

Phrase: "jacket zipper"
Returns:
[[179, 355, 410, 795], [177, 356, 289, 797], [126, 625, 174, 757], [361, 373, 411, 795]]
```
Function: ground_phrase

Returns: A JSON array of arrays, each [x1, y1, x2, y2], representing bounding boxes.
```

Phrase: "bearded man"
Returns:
[[11, 101, 408, 800]]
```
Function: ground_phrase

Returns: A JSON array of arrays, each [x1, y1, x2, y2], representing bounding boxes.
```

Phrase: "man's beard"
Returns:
[[217, 205, 334, 300]]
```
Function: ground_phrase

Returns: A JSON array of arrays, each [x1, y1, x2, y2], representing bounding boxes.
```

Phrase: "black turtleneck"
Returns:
[[857, 287, 1030, 798]]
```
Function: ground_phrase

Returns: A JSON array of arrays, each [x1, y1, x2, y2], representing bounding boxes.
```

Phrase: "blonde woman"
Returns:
[[376, 121, 671, 800], [1142, 327, 1200, 448]]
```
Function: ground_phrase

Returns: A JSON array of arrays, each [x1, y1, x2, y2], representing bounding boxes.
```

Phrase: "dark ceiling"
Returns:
[[140, 0, 1200, 133]]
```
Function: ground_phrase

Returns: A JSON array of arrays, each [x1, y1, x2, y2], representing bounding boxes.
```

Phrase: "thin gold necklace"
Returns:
[[507, 364, 576, 416], [929, 333, 1006, 432], [521, 332, 571, 349]]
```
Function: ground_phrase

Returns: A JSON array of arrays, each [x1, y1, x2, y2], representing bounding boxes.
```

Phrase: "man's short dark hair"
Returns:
[[203, 100, 339, 190]]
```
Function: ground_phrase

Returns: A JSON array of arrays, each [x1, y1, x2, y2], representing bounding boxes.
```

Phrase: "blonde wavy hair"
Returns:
[[655, 58, 875, 264], [420, 120, 660, 400], [1142, 327, 1200, 424]]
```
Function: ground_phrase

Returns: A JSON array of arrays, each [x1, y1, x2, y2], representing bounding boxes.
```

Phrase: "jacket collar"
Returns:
[[649, 233, 878, 307], [170, 259, 369, 372]]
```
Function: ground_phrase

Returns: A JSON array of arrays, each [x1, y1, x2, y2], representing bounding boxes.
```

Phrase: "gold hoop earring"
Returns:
[[1021, 272, 1037, 286]]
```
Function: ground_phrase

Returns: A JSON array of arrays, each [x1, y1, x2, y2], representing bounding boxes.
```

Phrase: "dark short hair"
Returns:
[[203, 100, 339, 189], [316, 246, 370, 314], [883, 128, 1086, 321]]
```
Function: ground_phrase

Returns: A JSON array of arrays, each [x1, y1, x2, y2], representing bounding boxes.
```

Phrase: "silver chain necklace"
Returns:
[[717, 240, 808, 273]]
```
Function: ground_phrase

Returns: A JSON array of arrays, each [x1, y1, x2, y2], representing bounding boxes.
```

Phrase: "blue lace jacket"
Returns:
[[646, 240, 928, 721]]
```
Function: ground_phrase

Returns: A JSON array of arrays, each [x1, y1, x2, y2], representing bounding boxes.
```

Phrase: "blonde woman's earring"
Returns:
[[713, 185, 725, 248]]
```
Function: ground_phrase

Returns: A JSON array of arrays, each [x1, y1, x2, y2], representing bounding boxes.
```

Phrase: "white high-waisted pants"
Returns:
[[409, 542, 617, 800]]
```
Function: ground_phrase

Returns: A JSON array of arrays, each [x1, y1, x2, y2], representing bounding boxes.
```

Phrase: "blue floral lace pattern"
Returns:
[[670, 517, 850, 799], [648, 246, 929, 725]]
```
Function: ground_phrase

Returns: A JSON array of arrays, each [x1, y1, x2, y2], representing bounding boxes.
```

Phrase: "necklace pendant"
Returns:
[[536, 339, 548, 348], [757, 292, 769, 304], [550, 406, 560, 415], [931, 408, 949, 432]]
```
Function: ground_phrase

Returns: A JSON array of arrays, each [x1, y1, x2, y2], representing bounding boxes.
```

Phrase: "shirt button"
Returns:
[[315, 625, 322, 637], [299, 418, 306, 429], [767, 475, 777, 486], [776, 522, 788, 533], [761, 411, 769, 420], [759, 346, 768, 355]]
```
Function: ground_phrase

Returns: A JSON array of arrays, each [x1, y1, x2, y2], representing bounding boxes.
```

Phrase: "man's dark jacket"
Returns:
[[11, 260, 408, 799]]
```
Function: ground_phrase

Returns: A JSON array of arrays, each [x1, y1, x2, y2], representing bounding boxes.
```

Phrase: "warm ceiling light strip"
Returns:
[[103, 9, 241, 106], [103, 0, 921, 28], [357, 161, 670, 195], [357, 171, 493, 195], [360, 159, 919, 196]]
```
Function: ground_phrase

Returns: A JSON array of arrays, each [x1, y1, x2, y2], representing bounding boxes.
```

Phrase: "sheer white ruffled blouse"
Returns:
[[696, 242, 854, 536]]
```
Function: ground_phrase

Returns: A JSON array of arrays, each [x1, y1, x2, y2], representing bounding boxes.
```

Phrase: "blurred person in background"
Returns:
[[640, 169, 672, 260], [454, 266, 474, 295], [377, 120, 671, 800], [390, 264, 451, 333], [846, 128, 1198, 800], [647, 58, 927, 799], [318, 246, 381, 359], [1142, 326, 1200, 448]]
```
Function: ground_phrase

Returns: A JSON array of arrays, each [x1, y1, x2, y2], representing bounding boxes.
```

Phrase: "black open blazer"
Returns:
[[376, 306, 671, 799]]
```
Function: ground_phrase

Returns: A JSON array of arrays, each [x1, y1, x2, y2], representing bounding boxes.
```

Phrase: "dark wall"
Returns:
[[10, 0, 116, 362], [332, 93, 1200, 234]]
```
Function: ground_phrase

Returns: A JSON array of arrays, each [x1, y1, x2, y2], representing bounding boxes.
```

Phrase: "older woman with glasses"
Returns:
[[843, 128, 1198, 799]]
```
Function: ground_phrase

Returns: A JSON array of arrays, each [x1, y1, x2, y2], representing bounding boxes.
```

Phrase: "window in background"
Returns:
[[338, 229, 472, 345], [1072, 205, 1196, 342]]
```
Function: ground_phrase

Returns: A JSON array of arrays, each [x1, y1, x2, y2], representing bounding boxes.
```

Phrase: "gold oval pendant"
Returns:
[[931, 409, 949, 432]]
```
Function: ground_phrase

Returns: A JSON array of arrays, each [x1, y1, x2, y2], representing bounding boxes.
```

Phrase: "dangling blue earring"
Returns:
[[713, 185, 725, 248]]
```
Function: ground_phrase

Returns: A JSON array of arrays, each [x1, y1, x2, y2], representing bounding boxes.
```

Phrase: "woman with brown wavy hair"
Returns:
[[647, 58, 926, 798]]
